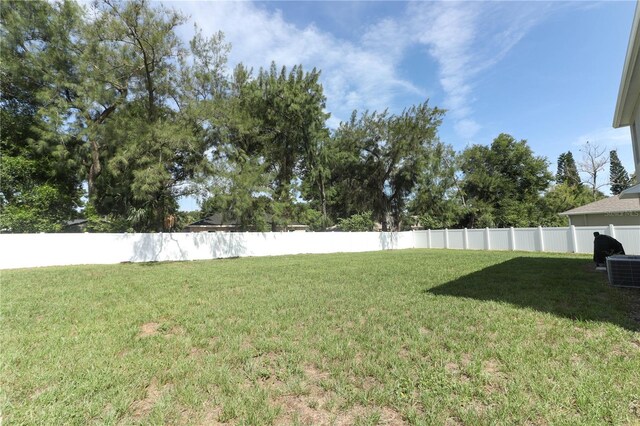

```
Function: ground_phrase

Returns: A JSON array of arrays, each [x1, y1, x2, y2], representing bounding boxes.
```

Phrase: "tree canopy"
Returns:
[[459, 134, 552, 228], [0, 0, 606, 232]]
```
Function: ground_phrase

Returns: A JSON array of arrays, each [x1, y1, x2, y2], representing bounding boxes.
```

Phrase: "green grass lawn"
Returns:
[[2, 249, 639, 425]]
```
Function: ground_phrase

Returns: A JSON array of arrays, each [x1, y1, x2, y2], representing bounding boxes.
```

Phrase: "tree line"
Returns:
[[1, 0, 634, 233]]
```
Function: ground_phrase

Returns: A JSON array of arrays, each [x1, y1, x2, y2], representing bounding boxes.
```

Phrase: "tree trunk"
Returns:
[[87, 140, 102, 200], [318, 177, 327, 231]]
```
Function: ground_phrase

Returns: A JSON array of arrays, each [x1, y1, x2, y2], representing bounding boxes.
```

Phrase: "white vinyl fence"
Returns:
[[414, 225, 640, 255], [0, 225, 638, 270]]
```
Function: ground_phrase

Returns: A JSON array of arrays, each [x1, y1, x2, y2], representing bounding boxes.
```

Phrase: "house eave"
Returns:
[[613, 2, 640, 128], [620, 182, 640, 198]]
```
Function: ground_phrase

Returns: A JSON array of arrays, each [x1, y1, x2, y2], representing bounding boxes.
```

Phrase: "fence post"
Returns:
[[485, 227, 491, 250], [427, 229, 431, 249], [444, 228, 449, 249], [609, 224, 616, 239], [570, 225, 578, 253], [463, 228, 468, 250], [510, 227, 516, 251], [538, 226, 545, 252]]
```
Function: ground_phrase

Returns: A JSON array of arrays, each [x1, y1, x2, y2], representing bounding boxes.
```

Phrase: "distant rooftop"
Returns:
[[560, 195, 640, 216]]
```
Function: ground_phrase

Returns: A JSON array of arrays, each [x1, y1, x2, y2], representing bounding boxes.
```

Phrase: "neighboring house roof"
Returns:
[[184, 214, 309, 231], [613, 2, 640, 128], [65, 219, 89, 226], [187, 213, 239, 227], [560, 195, 640, 216]]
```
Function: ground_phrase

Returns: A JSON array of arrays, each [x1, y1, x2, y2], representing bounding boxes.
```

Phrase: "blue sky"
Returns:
[[170, 1, 636, 210]]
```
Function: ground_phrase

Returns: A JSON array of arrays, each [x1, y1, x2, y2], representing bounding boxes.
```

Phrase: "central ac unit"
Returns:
[[606, 255, 640, 288]]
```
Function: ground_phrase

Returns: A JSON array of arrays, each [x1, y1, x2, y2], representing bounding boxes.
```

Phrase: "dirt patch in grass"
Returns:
[[139, 322, 161, 337], [166, 325, 186, 337], [29, 386, 49, 400], [129, 378, 172, 419], [378, 407, 407, 425], [399, 347, 411, 359], [273, 363, 408, 425], [483, 359, 502, 376], [179, 403, 226, 426], [445, 362, 460, 374], [629, 398, 640, 418], [361, 376, 382, 391], [465, 399, 489, 416], [189, 347, 205, 359], [445, 362, 471, 384], [482, 359, 508, 395], [275, 392, 370, 426], [303, 364, 330, 382], [461, 353, 473, 367], [445, 416, 464, 426]]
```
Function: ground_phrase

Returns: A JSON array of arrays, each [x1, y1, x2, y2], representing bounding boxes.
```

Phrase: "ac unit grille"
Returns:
[[606, 255, 640, 288]]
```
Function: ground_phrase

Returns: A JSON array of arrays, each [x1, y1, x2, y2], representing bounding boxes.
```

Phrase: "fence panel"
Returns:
[[414, 230, 429, 248], [542, 228, 571, 253], [467, 229, 485, 250], [430, 230, 446, 248], [615, 226, 640, 255], [513, 228, 538, 252], [489, 229, 510, 250], [448, 229, 465, 249], [573, 226, 608, 254], [1, 226, 638, 270]]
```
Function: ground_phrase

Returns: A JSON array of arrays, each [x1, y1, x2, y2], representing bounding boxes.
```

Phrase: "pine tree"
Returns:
[[556, 151, 580, 187], [609, 150, 631, 195]]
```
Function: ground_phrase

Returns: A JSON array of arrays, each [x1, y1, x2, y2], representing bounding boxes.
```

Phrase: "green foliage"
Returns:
[[327, 101, 445, 230], [538, 183, 603, 227], [0, 1, 83, 232], [337, 212, 375, 231], [409, 144, 464, 229], [556, 151, 581, 187], [204, 63, 329, 228], [0, 185, 70, 232], [609, 150, 631, 195], [460, 134, 553, 228], [2, 0, 591, 233]]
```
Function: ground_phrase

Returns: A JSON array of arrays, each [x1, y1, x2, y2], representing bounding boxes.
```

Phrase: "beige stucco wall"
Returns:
[[568, 213, 640, 226]]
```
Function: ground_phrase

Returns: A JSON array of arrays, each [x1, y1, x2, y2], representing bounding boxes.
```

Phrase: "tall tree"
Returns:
[[408, 144, 464, 229], [22, 0, 136, 205], [254, 64, 330, 207], [609, 150, 631, 195], [578, 141, 608, 200], [205, 63, 330, 228], [90, 0, 224, 231], [460, 133, 552, 228], [556, 151, 581, 187], [0, 0, 83, 232], [328, 102, 445, 230]]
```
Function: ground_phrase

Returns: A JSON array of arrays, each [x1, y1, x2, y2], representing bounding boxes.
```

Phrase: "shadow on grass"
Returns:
[[426, 256, 639, 331]]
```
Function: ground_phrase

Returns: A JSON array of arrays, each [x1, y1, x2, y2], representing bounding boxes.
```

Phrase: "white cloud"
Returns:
[[169, 1, 558, 137], [406, 2, 556, 139], [454, 119, 481, 140], [574, 127, 632, 147], [171, 1, 423, 126]]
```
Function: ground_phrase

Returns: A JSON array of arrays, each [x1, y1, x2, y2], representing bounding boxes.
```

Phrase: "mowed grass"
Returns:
[[1, 250, 639, 425]]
